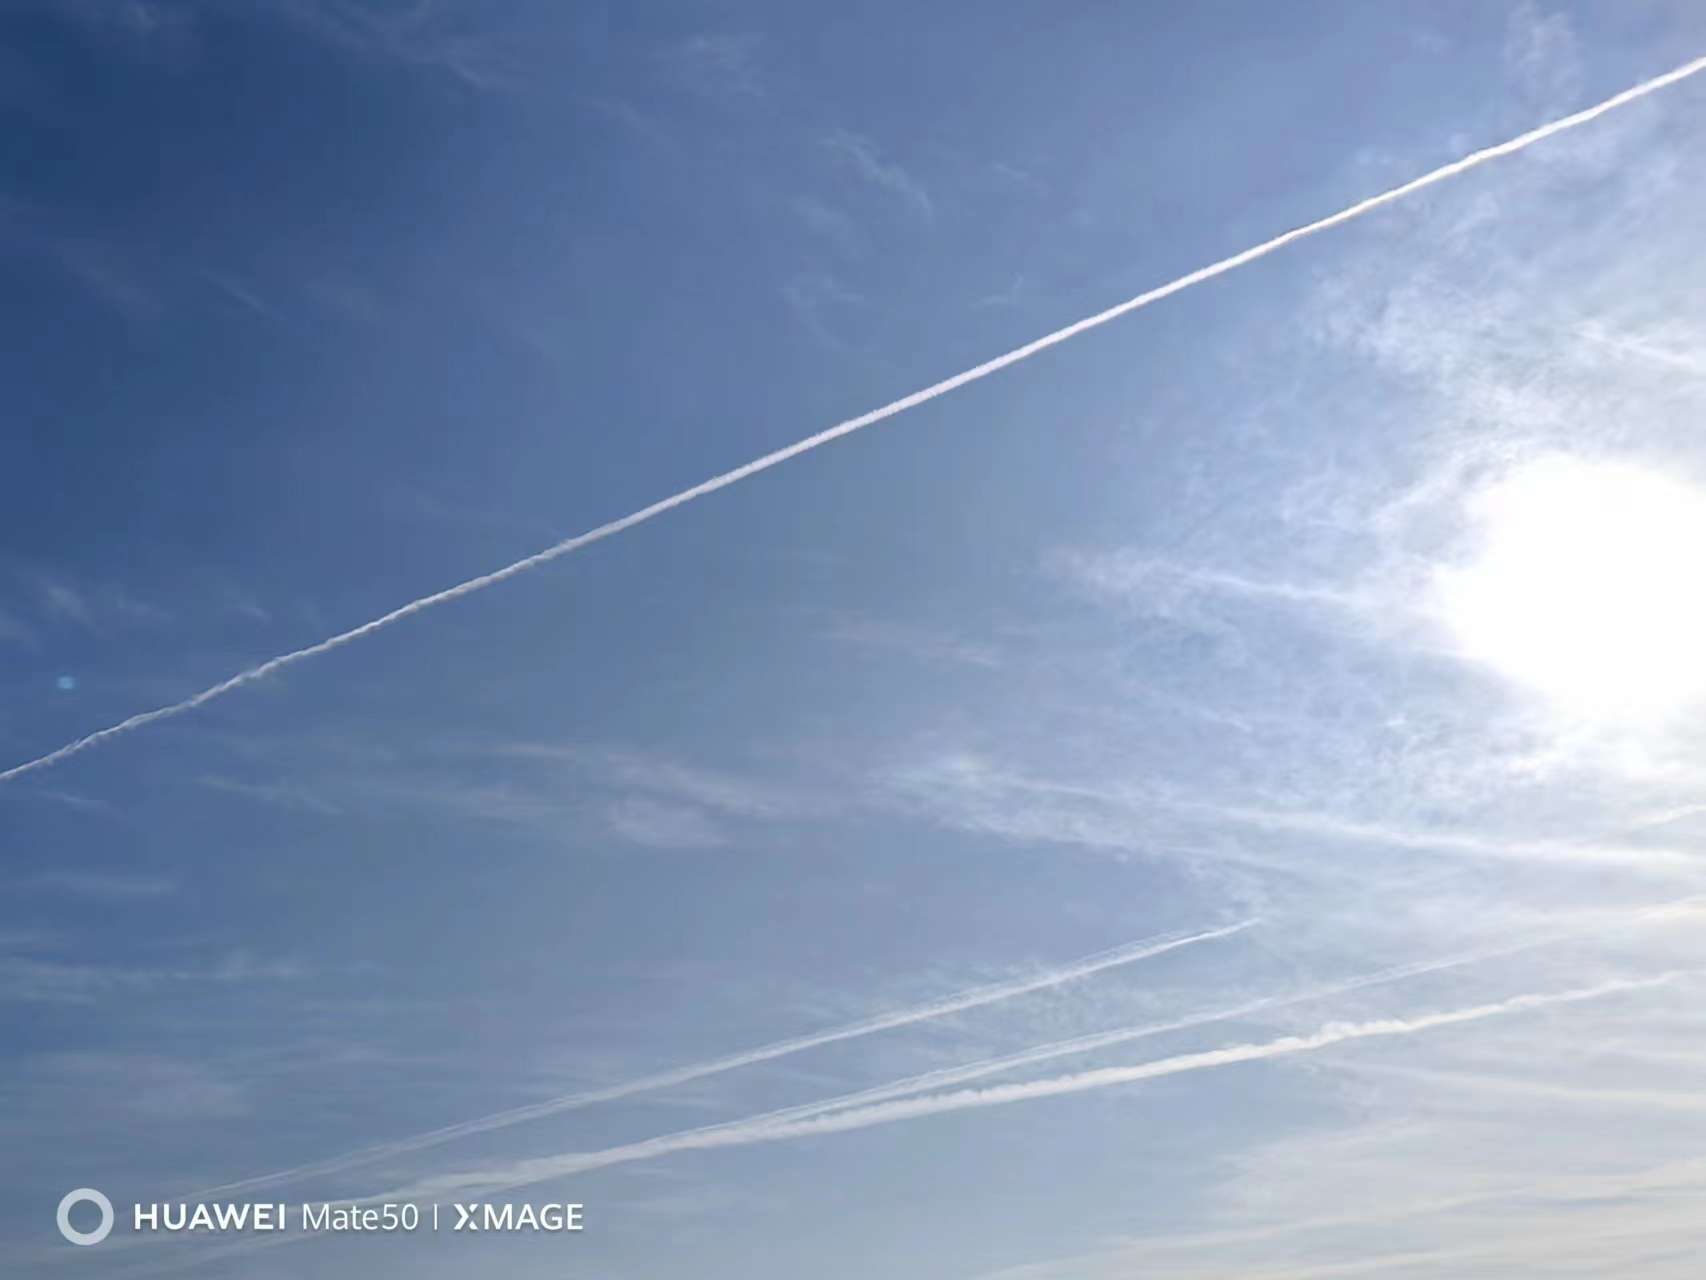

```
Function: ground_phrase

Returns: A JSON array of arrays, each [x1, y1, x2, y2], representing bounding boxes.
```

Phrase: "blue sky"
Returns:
[[6, 2, 1706, 1276]]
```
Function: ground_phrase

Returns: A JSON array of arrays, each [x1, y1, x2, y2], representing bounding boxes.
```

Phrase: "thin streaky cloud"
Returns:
[[26, 871, 177, 898], [821, 129, 934, 216], [1056, 550, 1360, 610], [1203, 804, 1706, 872], [969, 1156, 1706, 1278], [5, 49, 1706, 784], [894, 756, 1706, 873], [1329, 1059, 1706, 1112], [192, 920, 1254, 1198]]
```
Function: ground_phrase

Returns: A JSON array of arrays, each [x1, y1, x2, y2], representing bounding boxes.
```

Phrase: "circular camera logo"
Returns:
[[57, 1189, 114, 1247]]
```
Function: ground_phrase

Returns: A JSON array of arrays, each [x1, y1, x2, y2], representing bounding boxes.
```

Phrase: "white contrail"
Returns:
[[196, 936, 1523, 1222], [81, 930, 1490, 1276], [740, 937, 1549, 1118], [193, 920, 1253, 1197], [7, 53, 1706, 784], [382, 972, 1690, 1202], [215, 893, 1706, 1208], [659, 892, 1706, 1127], [94, 942, 1697, 1275]]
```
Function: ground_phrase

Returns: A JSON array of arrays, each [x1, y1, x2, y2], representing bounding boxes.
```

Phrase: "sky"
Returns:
[[4, 1, 1706, 1276]]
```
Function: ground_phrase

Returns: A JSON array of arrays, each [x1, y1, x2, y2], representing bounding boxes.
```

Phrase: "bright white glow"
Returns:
[[1435, 457, 1706, 720]]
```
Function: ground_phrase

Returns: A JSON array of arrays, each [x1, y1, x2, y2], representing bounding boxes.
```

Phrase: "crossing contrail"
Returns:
[[192, 920, 1253, 1197], [89, 909, 1700, 1275], [105, 975, 1694, 1280], [379, 971, 1691, 1203], [341, 895, 1704, 1207], [6, 51, 1705, 784], [200, 898, 1706, 1209]]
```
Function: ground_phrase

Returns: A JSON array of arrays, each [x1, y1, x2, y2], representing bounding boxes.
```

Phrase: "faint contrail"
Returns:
[[381, 972, 1690, 1202], [193, 920, 1253, 1197], [6, 52, 1705, 784]]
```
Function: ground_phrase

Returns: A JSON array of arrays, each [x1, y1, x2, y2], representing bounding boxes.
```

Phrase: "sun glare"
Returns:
[[1433, 457, 1706, 721]]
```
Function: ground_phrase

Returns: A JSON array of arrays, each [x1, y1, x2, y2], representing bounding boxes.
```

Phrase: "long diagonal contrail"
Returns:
[[193, 920, 1253, 1197], [7, 52, 1706, 784]]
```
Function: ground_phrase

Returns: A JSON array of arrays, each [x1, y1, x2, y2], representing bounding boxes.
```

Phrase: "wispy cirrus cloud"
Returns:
[[661, 32, 767, 102], [790, 195, 862, 256], [178, 735, 815, 850], [877, 752, 1704, 877], [1504, 0, 1584, 111], [821, 129, 934, 217], [977, 992, 1706, 1280], [26, 870, 177, 898], [1, 562, 175, 633], [9, 1051, 250, 1123], [605, 795, 733, 849], [823, 616, 1004, 670], [0, 944, 303, 1005], [0, 197, 165, 323], [0, 606, 34, 647], [256, 0, 522, 90], [193, 773, 345, 816], [781, 271, 865, 348]]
